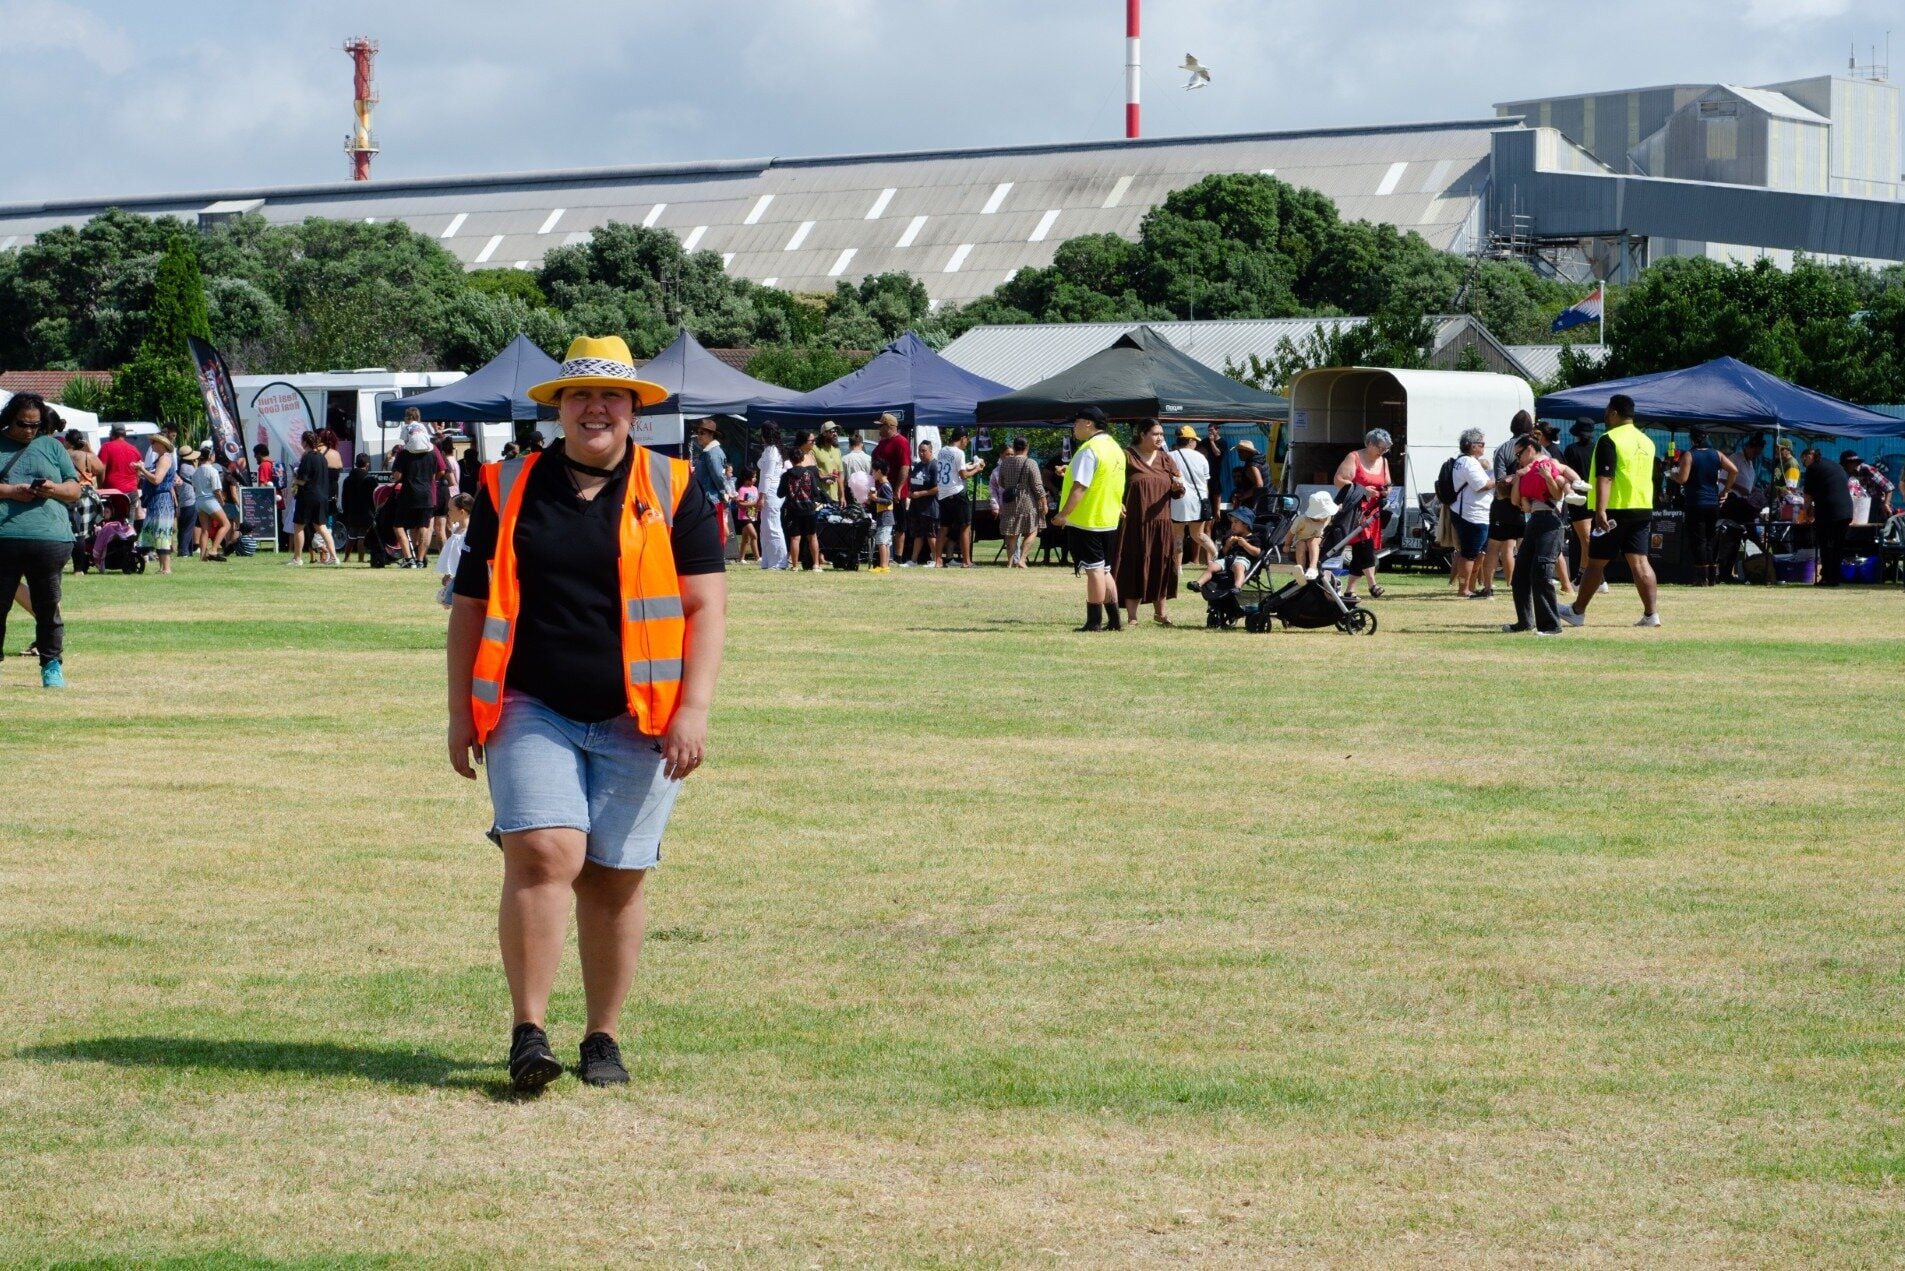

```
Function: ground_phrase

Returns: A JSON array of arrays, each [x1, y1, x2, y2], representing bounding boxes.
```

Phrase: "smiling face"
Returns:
[[557, 386, 635, 464]]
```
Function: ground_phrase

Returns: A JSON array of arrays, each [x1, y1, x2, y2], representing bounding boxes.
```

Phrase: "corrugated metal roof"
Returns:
[[0, 119, 1501, 304], [941, 318, 1367, 387], [1506, 344, 1607, 383], [1717, 86, 1831, 126]]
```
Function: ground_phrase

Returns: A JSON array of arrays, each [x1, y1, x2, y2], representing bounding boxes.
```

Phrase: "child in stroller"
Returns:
[[90, 490, 148, 574], [1188, 507, 1265, 617], [1195, 495, 1377, 634], [1282, 489, 1338, 580]]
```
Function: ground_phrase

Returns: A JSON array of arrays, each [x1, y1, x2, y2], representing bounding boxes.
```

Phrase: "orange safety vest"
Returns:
[[470, 447, 692, 743]]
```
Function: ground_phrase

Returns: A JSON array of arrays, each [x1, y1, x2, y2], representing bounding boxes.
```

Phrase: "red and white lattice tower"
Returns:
[[1125, 0, 1140, 138], [343, 37, 380, 181]]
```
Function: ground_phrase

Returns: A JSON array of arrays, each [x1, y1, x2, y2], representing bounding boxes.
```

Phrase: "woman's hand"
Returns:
[[660, 704, 709, 781], [447, 713, 483, 779]]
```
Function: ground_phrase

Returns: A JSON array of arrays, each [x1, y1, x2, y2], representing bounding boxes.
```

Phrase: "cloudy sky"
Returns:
[[0, 0, 1898, 203]]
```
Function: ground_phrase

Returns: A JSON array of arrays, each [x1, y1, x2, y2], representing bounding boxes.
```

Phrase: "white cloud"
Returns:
[[0, 0, 1899, 203], [0, 0, 132, 73]]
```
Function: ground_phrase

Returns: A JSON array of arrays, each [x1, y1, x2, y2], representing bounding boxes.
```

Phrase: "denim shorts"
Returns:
[[483, 691, 682, 870]]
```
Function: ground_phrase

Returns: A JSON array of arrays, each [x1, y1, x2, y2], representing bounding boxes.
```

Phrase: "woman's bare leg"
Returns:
[[499, 829, 586, 1028], [574, 862, 648, 1040]]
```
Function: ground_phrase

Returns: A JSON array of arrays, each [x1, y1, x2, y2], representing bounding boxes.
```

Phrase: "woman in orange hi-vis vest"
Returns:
[[446, 335, 728, 1093]]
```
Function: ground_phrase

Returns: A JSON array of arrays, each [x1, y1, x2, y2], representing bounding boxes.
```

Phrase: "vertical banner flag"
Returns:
[[187, 336, 245, 465], [249, 382, 317, 537]]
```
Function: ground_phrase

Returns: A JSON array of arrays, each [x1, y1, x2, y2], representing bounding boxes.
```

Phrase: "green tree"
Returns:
[[106, 233, 211, 433], [744, 345, 868, 392], [465, 268, 550, 309]]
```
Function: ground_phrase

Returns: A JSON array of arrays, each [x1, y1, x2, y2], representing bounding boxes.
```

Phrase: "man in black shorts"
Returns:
[[1559, 394, 1660, 628], [289, 430, 337, 566], [899, 440, 940, 567], [1561, 420, 1597, 592]]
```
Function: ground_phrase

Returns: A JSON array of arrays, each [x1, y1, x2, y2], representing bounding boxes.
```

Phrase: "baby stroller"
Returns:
[[1201, 495, 1377, 635], [91, 491, 147, 574], [816, 501, 872, 571]]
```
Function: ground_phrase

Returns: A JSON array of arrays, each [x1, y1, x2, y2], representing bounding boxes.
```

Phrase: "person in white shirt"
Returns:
[[841, 432, 873, 505], [932, 427, 985, 568], [1449, 428, 1494, 598], [1168, 426, 1215, 565], [436, 492, 474, 607]]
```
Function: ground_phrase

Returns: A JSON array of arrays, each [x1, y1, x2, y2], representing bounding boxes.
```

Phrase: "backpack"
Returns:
[[1434, 457, 1460, 508]]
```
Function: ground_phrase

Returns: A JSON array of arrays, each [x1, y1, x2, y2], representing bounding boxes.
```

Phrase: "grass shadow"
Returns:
[[18, 1035, 525, 1100]]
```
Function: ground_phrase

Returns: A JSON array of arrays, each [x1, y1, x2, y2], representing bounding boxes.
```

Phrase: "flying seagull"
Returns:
[[1180, 54, 1211, 90]]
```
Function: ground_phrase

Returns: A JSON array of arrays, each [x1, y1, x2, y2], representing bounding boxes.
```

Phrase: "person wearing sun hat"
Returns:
[[446, 335, 729, 1093]]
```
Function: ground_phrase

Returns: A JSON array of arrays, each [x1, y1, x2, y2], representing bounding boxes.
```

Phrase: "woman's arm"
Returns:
[[446, 595, 486, 778], [661, 572, 727, 781]]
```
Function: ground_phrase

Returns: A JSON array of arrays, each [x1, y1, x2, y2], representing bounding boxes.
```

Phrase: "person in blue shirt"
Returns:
[[1669, 426, 1737, 587]]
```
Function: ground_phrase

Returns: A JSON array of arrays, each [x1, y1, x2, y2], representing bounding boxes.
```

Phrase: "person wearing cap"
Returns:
[[1841, 449, 1896, 523], [1191, 504, 1263, 594], [1557, 394, 1660, 627], [1668, 427, 1737, 586], [1169, 425, 1215, 565], [1051, 407, 1127, 630], [1799, 445, 1852, 586], [447, 335, 728, 1092], [97, 422, 141, 508], [1331, 428, 1393, 600], [691, 420, 728, 543]]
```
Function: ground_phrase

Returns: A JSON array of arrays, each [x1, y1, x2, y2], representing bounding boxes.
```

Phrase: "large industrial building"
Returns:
[[0, 66, 1900, 302], [1496, 68, 1902, 265]]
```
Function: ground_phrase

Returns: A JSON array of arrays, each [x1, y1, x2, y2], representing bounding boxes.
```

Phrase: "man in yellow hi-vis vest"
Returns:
[[1051, 406, 1128, 631], [1559, 393, 1662, 628]]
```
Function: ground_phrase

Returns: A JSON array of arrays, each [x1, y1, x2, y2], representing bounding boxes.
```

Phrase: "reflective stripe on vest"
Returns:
[[1061, 432, 1127, 531], [469, 446, 696, 743], [1588, 422, 1657, 512]]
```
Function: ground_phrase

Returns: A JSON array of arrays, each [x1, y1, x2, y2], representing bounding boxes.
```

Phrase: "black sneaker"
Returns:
[[508, 1022, 563, 1091], [578, 1031, 629, 1086]]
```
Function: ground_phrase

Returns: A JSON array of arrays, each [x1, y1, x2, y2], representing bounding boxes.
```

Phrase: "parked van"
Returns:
[[232, 370, 480, 473], [1285, 368, 1535, 565]]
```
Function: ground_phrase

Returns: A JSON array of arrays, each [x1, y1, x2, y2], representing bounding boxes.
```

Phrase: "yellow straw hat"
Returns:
[[526, 335, 669, 408]]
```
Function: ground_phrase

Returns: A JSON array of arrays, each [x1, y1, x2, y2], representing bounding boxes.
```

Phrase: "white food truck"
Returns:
[[232, 369, 484, 473], [1285, 367, 1536, 565]]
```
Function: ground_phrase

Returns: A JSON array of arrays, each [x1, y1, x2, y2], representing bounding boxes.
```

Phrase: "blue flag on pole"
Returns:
[[1551, 287, 1604, 334]]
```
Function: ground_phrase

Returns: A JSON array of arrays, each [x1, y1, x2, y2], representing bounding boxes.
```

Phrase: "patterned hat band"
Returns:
[[558, 356, 640, 380]]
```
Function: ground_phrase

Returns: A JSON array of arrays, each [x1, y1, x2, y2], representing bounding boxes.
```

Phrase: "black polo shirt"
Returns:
[[454, 450, 725, 723]]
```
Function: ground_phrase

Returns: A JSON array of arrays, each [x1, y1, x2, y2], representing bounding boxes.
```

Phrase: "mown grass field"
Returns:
[[2, 554, 1902, 1267]]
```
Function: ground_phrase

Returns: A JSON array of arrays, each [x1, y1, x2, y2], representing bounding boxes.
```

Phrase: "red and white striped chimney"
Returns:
[[1125, 0, 1141, 138]]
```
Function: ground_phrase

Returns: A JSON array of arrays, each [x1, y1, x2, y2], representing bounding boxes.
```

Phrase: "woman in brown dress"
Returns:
[[991, 437, 1046, 567], [1115, 418, 1185, 627]]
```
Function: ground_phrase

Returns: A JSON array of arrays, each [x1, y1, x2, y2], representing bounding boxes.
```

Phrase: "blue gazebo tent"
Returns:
[[746, 331, 1012, 430], [1535, 356, 1905, 440], [380, 334, 559, 423], [638, 330, 800, 418]]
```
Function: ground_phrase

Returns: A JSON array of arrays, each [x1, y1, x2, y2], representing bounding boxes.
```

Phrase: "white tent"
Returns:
[[0, 388, 101, 437]]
